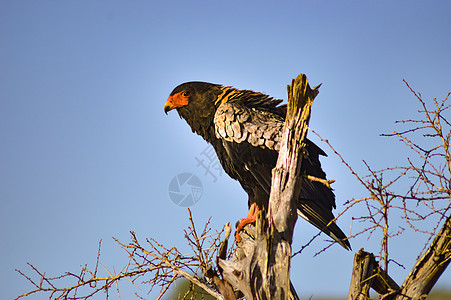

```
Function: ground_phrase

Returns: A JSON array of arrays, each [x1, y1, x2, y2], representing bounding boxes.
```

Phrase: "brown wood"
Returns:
[[396, 215, 451, 300], [347, 216, 451, 300], [348, 250, 400, 300]]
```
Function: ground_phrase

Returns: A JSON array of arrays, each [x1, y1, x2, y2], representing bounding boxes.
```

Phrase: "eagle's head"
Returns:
[[164, 81, 223, 139]]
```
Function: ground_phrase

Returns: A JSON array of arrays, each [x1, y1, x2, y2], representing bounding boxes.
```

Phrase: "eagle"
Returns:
[[164, 81, 351, 250]]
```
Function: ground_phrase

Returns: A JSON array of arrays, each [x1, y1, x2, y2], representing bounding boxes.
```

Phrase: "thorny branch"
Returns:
[[342, 81, 450, 299], [309, 81, 451, 278], [16, 209, 228, 300]]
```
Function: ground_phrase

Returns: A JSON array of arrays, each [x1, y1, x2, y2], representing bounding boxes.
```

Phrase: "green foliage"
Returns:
[[427, 289, 451, 300], [165, 286, 451, 300], [164, 279, 216, 300]]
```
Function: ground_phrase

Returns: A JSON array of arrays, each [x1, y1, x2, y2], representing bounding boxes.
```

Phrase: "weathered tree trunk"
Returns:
[[348, 215, 451, 300], [348, 250, 375, 300], [218, 74, 319, 299], [348, 250, 399, 300], [396, 215, 451, 300]]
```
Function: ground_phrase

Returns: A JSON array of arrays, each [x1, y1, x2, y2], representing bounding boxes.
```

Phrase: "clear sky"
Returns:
[[1, 1, 450, 299]]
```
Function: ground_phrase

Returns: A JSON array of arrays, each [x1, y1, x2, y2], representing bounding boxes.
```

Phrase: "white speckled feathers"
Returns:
[[214, 102, 284, 151]]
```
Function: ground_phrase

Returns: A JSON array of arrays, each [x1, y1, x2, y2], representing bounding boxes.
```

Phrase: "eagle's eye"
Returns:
[[182, 91, 190, 97]]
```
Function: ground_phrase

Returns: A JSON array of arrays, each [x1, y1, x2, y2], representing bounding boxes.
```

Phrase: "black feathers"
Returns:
[[166, 82, 351, 250]]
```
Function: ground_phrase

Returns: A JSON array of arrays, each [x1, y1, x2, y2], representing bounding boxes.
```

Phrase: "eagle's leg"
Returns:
[[235, 203, 259, 242]]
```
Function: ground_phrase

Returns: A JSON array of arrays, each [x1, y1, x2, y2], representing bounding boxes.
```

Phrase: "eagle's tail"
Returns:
[[297, 202, 351, 250]]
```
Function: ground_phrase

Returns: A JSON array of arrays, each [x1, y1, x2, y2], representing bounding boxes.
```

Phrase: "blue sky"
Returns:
[[1, 1, 450, 299]]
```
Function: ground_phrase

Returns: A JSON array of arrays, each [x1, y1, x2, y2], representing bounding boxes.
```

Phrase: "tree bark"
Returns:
[[396, 215, 451, 300], [348, 215, 451, 300], [218, 74, 318, 299], [348, 250, 399, 300]]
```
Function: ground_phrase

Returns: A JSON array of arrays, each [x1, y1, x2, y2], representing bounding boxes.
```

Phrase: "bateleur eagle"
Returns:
[[164, 81, 351, 250]]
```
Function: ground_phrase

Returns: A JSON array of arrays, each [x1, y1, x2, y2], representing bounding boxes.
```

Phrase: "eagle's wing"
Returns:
[[214, 102, 282, 194], [214, 102, 351, 249], [214, 102, 284, 151]]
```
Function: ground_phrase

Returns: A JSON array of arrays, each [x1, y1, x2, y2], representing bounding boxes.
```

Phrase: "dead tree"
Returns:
[[346, 83, 451, 300], [15, 75, 451, 300], [349, 216, 451, 300]]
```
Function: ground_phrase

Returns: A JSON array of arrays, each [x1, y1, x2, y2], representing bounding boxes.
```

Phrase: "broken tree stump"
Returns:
[[348, 215, 451, 300]]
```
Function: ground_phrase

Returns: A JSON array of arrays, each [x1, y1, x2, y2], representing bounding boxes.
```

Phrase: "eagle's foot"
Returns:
[[235, 203, 259, 242]]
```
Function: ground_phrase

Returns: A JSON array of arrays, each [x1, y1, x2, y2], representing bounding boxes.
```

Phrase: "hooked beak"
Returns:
[[164, 97, 176, 115], [164, 102, 174, 114]]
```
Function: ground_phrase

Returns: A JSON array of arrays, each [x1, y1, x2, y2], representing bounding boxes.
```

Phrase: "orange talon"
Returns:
[[235, 203, 259, 242]]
